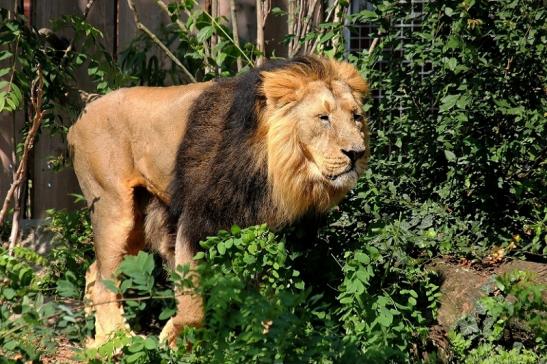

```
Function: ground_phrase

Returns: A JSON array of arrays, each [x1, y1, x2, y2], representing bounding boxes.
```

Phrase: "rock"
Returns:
[[430, 259, 546, 330]]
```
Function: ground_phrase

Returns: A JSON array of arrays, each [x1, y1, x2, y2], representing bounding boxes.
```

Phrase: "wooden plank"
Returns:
[[0, 0, 19, 12], [30, 0, 116, 217], [87, 0, 117, 56], [218, 0, 256, 45], [118, 0, 169, 55], [265, 0, 289, 57]]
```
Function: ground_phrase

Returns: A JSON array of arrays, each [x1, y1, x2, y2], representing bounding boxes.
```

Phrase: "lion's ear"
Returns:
[[332, 60, 369, 99], [260, 70, 304, 107]]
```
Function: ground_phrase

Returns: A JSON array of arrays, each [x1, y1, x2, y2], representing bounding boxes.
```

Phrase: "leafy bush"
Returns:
[[347, 0, 546, 258]]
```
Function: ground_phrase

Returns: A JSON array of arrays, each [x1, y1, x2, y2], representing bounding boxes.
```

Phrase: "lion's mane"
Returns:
[[159, 56, 367, 246]]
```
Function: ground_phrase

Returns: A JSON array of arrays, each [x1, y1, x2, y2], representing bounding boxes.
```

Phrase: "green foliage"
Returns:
[[0, 8, 132, 156], [348, 0, 547, 258], [0, 206, 95, 361], [120, 1, 257, 84], [186, 225, 350, 363], [337, 246, 440, 361], [463, 343, 540, 364], [0, 246, 58, 360]]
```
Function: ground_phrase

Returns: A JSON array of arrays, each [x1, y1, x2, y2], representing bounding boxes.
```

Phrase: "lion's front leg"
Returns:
[[159, 231, 203, 347]]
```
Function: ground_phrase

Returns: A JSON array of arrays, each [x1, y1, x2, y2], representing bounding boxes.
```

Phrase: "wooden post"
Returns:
[[229, 0, 242, 71], [256, 0, 270, 65]]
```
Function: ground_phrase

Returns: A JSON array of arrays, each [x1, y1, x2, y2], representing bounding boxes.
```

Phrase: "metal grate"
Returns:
[[347, 0, 432, 106]]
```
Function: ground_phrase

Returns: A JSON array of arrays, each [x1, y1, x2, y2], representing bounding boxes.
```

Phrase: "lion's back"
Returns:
[[68, 82, 212, 201]]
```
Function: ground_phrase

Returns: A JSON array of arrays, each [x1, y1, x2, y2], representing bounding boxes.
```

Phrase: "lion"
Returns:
[[67, 56, 369, 347]]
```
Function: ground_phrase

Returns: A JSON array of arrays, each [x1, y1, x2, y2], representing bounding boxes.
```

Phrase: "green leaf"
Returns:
[[440, 94, 459, 112], [101, 279, 118, 294], [230, 225, 241, 235], [197, 25, 214, 43], [0, 50, 12, 61], [354, 251, 370, 264], [217, 241, 226, 255], [2, 287, 16, 300], [355, 270, 370, 284], [126, 351, 145, 363], [377, 311, 393, 327], [444, 150, 457, 162], [127, 340, 144, 353], [243, 253, 256, 264], [159, 307, 176, 321], [0, 91, 5, 112], [144, 336, 158, 350], [10, 83, 22, 105], [358, 10, 378, 20], [57, 279, 79, 298], [271, 7, 286, 16], [120, 278, 133, 293]]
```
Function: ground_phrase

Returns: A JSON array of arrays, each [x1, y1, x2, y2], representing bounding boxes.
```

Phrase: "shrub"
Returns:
[[346, 0, 547, 257]]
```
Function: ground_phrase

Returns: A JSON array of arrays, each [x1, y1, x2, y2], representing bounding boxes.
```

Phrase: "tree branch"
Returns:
[[155, 1, 213, 74], [60, 0, 96, 66], [1, 70, 45, 254], [127, 0, 196, 83]]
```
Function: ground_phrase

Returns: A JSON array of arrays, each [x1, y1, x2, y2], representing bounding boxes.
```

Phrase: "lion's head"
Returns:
[[259, 56, 369, 221]]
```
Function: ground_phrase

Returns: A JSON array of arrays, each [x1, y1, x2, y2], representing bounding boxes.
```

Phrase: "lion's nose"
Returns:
[[341, 148, 366, 163]]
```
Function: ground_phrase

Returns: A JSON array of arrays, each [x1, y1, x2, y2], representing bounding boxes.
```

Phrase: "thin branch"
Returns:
[[155, 1, 213, 73], [127, 0, 196, 83], [292, 0, 305, 56], [1, 70, 44, 254], [290, 0, 321, 57], [256, 0, 265, 65], [368, 37, 379, 54], [300, 0, 319, 54], [331, 1, 343, 50], [155, 0, 186, 34]]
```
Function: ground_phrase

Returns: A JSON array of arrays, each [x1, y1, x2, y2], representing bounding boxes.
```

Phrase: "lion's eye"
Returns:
[[319, 114, 330, 123], [353, 114, 363, 122]]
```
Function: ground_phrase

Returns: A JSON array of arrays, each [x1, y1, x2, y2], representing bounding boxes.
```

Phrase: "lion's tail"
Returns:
[[144, 198, 175, 268]]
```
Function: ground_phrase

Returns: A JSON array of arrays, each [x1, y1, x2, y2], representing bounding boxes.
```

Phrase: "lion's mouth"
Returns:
[[324, 166, 355, 181]]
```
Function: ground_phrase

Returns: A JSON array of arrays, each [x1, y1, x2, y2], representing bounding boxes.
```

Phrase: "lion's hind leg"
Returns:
[[86, 191, 146, 348]]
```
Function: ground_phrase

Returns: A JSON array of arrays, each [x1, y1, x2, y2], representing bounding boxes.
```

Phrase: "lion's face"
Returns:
[[261, 57, 369, 219], [291, 80, 368, 190]]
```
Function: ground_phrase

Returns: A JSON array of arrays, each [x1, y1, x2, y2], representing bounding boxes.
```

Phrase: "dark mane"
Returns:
[[168, 60, 294, 245]]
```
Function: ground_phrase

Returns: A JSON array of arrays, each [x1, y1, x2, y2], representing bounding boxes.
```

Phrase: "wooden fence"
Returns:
[[0, 0, 289, 219]]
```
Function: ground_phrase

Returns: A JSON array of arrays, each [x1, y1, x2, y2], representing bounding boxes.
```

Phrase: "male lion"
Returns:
[[68, 56, 369, 347]]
